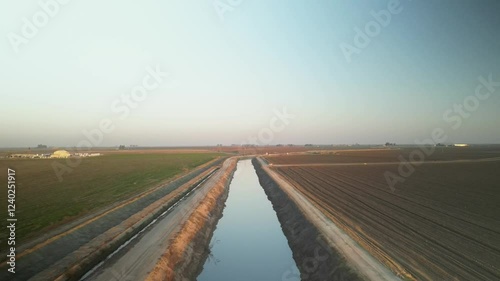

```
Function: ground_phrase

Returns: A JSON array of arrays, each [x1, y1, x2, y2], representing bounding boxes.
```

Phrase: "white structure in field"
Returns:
[[9, 150, 102, 159], [74, 152, 101, 157]]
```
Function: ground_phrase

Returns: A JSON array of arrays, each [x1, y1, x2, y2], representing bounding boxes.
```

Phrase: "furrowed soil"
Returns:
[[274, 160, 500, 280], [253, 158, 363, 281], [266, 146, 500, 165]]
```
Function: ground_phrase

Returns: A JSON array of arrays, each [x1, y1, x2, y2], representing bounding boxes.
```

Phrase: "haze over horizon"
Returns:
[[1, 0, 500, 147]]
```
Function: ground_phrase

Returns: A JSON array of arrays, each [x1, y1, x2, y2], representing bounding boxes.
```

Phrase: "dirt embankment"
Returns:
[[252, 158, 362, 281], [145, 159, 237, 281]]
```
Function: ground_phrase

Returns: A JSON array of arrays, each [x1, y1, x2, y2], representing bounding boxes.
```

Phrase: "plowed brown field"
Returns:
[[266, 146, 500, 165], [273, 160, 500, 280]]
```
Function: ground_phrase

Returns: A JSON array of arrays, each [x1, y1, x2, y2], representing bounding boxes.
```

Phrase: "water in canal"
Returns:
[[197, 159, 299, 281]]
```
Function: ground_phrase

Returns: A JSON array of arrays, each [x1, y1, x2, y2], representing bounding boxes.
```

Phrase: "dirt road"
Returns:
[[258, 158, 401, 281], [82, 158, 235, 281]]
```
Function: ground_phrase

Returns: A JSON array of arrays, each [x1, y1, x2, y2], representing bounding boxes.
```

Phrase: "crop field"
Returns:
[[0, 152, 223, 243], [272, 151, 500, 280], [216, 146, 311, 155], [266, 146, 500, 165]]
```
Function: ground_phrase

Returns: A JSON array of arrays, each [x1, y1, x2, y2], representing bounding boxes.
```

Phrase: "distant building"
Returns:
[[453, 144, 469, 147], [10, 154, 34, 159], [74, 152, 101, 157], [9, 153, 50, 159], [51, 150, 71, 158]]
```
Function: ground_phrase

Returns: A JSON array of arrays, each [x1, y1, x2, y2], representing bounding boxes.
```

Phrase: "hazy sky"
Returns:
[[1, 0, 499, 147]]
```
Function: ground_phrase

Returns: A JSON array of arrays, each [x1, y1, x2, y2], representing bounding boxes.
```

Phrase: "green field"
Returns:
[[0, 152, 223, 243]]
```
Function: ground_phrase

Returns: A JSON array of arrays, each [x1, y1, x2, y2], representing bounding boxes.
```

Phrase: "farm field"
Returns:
[[0, 152, 223, 243], [266, 146, 500, 165], [273, 158, 500, 280], [213, 145, 310, 155], [209, 145, 367, 155]]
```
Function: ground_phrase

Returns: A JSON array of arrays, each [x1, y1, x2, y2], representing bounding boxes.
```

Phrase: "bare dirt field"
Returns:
[[213, 146, 310, 155], [255, 158, 390, 281], [273, 157, 500, 280], [266, 146, 500, 165]]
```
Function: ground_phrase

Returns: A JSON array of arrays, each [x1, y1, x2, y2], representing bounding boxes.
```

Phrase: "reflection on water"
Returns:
[[197, 159, 299, 281], [206, 237, 221, 265]]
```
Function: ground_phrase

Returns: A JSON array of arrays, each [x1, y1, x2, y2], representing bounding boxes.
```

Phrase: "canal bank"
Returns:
[[252, 158, 363, 281], [145, 158, 237, 281]]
